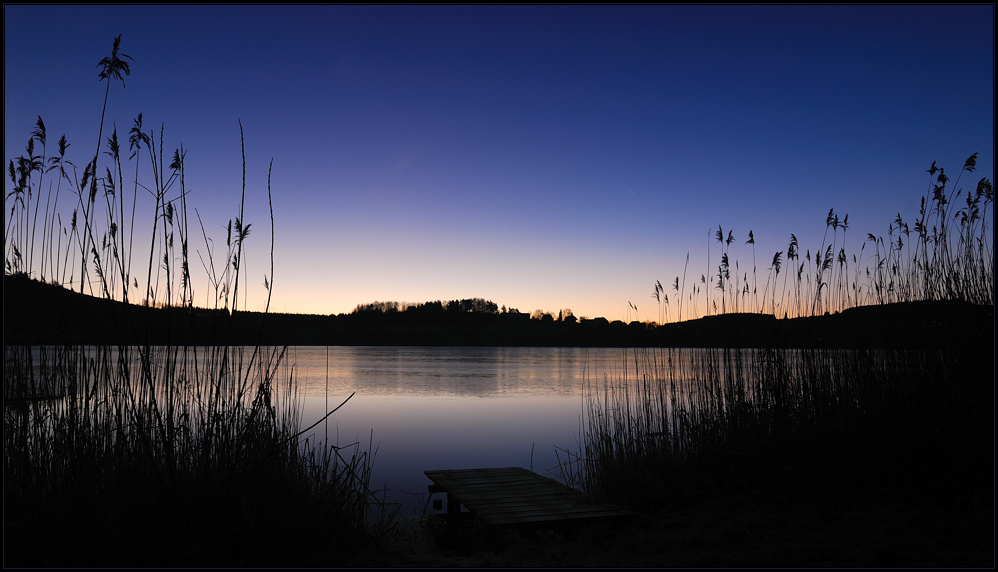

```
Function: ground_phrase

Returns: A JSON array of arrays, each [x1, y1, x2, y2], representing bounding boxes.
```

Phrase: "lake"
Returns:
[[283, 346, 637, 519]]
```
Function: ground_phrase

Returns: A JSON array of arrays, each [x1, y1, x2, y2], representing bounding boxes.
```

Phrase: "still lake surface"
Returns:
[[285, 346, 636, 518]]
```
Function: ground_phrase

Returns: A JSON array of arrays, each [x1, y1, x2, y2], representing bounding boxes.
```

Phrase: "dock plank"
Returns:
[[424, 467, 635, 525]]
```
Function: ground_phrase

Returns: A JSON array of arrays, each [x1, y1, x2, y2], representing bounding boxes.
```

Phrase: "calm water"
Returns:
[[285, 346, 636, 518]]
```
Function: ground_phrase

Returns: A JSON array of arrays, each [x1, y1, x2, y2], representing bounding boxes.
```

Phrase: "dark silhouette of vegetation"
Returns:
[[653, 157, 992, 323], [4, 34, 993, 569], [354, 297, 502, 316], [556, 160, 994, 568], [4, 36, 399, 567]]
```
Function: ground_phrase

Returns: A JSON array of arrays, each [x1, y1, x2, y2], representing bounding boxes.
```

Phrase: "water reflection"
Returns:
[[286, 346, 633, 517], [287, 346, 631, 397]]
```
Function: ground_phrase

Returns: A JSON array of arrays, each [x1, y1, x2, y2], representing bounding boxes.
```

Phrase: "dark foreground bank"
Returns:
[[387, 493, 993, 567]]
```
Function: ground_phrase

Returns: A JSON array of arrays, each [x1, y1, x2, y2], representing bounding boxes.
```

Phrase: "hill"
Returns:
[[4, 273, 992, 350]]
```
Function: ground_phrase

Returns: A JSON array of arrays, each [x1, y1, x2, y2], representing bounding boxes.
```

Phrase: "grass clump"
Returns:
[[555, 343, 992, 566], [567, 163, 993, 523], [4, 36, 398, 567], [4, 344, 395, 567], [569, 160, 994, 563], [650, 157, 992, 322], [563, 344, 992, 515]]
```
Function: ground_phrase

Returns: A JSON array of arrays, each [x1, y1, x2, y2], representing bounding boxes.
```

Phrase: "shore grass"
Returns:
[[567, 159, 993, 521], [4, 37, 398, 567], [650, 156, 992, 322], [562, 346, 992, 511], [544, 157, 994, 565], [4, 345, 395, 567]]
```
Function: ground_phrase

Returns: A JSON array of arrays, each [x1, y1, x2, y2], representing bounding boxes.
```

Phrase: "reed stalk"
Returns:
[[564, 346, 991, 512], [649, 159, 991, 324], [5, 36, 396, 566]]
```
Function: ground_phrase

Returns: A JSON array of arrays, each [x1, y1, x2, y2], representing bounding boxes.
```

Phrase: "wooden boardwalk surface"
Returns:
[[424, 467, 635, 525]]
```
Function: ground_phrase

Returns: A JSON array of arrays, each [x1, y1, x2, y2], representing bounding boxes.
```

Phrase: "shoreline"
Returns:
[[5, 273, 992, 350]]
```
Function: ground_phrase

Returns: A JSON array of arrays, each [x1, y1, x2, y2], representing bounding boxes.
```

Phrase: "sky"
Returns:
[[4, 5, 994, 321]]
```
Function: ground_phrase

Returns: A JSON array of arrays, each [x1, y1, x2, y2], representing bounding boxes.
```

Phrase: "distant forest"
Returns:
[[354, 298, 516, 316], [352, 298, 575, 322]]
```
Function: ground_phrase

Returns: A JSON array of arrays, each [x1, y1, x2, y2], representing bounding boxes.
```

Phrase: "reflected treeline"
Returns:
[[5, 273, 992, 350]]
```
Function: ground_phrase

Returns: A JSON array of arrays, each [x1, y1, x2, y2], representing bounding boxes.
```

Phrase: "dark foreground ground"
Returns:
[[360, 493, 992, 567], [6, 481, 990, 568]]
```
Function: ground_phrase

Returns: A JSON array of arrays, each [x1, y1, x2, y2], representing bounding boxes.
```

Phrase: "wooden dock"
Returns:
[[424, 467, 635, 525]]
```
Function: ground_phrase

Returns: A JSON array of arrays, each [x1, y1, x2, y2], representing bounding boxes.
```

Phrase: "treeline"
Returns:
[[353, 298, 513, 316], [352, 298, 584, 323]]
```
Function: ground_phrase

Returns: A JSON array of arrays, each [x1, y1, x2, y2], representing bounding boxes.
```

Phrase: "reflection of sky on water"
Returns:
[[301, 394, 582, 516], [286, 346, 630, 518], [287, 346, 632, 397]]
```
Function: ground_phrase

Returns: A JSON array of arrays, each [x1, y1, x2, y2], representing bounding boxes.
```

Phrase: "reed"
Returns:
[[4, 36, 396, 566], [4, 344, 396, 566], [611, 160, 993, 508], [561, 346, 991, 512], [653, 160, 992, 323]]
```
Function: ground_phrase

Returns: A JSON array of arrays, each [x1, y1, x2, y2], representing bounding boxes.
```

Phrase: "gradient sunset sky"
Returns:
[[5, 5, 993, 320]]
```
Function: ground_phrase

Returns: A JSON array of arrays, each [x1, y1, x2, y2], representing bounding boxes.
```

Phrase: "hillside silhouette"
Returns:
[[5, 273, 991, 350]]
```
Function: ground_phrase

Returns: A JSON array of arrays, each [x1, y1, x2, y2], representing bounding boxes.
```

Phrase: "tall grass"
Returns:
[[573, 159, 992, 531], [4, 344, 395, 566], [651, 158, 992, 322], [4, 36, 395, 566], [561, 346, 992, 512]]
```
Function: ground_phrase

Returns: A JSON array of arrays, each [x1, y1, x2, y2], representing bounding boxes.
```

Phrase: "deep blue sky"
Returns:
[[5, 5, 993, 319]]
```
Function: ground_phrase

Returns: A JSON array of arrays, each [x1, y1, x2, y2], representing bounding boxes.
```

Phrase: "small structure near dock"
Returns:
[[424, 467, 635, 525]]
